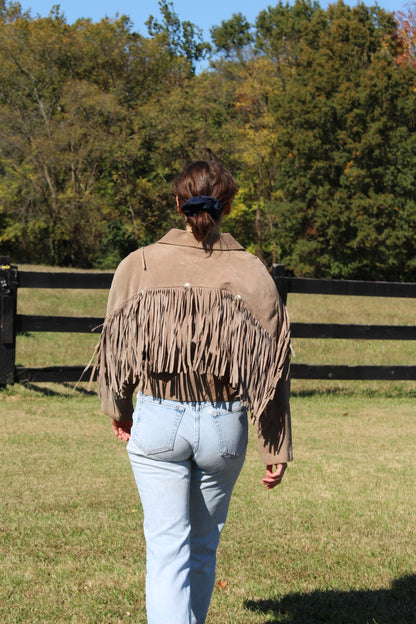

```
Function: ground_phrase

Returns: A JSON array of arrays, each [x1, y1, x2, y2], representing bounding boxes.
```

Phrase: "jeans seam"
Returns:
[[193, 408, 200, 454], [211, 411, 225, 456]]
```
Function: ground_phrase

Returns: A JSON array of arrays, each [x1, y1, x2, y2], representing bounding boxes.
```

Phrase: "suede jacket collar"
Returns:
[[157, 229, 245, 251]]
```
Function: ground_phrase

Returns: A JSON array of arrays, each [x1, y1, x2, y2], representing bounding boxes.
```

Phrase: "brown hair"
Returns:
[[175, 160, 238, 242]]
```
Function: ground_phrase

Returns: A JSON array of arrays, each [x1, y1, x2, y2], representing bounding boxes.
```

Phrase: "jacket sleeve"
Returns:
[[255, 346, 293, 465], [98, 255, 140, 422], [100, 380, 136, 422]]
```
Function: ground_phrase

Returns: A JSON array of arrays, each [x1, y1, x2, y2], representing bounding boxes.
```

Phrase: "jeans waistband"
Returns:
[[137, 392, 245, 413]]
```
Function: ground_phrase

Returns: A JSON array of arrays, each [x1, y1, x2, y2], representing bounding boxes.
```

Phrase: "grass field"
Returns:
[[1, 266, 415, 623]]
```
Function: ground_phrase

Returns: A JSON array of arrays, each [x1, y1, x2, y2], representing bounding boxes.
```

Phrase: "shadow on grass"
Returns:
[[244, 574, 416, 624], [17, 381, 96, 397]]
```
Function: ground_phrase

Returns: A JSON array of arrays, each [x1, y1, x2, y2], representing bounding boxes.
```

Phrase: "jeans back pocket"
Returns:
[[211, 406, 248, 458], [130, 400, 185, 455]]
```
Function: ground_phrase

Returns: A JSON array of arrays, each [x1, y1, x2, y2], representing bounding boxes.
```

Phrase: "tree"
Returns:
[[395, 2, 416, 67], [248, 0, 416, 279], [145, 0, 210, 73], [210, 13, 253, 59], [1, 0, 415, 280], [0, 2, 201, 266]]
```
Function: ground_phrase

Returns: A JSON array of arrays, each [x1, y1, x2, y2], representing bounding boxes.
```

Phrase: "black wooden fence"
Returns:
[[1, 256, 415, 385]]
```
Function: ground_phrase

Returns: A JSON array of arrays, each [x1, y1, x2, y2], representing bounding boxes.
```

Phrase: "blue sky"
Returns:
[[18, 0, 407, 40]]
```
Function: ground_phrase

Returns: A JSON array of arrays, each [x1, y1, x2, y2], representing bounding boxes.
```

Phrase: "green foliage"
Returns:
[[247, 0, 416, 279], [146, 0, 210, 72], [97, 219, 138, 269], [0, 0, 415, 279], [210, 13, 253, 58]]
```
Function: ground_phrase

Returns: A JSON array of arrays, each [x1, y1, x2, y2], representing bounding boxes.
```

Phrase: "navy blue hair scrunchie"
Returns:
[[181, 195, 223, 220]]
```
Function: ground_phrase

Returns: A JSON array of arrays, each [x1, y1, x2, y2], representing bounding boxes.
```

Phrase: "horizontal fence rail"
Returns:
[[283, 277, 416, 298], [15, 316, 416, 341], [291, 323, 416, 340], [16, 315, 104, 333], [15, 365, 91, 384], [291, 364, 416, 380], [1, 260, 415, 385], [13, 364, 416, 385], [18, 271, 113, 290]]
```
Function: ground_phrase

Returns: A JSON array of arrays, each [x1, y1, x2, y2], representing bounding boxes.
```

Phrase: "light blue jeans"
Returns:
[[127, 393, 248, 624]]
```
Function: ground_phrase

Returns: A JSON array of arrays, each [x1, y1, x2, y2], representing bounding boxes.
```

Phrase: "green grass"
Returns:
[[0, 387, 415, 623], [1, 265, 415, 622]]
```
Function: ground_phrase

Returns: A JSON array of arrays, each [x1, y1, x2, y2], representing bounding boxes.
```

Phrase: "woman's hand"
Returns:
[[111, 418, 132, 441], [262, 463, 287, 490]]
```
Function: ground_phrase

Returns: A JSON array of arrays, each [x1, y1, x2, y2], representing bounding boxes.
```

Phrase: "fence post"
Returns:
[[272, 263, 288, 305], [0, 256, 18, 385]]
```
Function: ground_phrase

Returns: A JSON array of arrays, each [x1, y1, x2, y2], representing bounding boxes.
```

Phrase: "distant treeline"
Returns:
[[1, 0, 415, 279]]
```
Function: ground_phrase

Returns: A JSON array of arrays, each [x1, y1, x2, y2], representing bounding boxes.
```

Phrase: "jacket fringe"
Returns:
[[94, 287, 290, 421]]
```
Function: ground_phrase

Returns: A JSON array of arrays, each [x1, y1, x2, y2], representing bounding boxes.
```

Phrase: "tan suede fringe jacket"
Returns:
[[94, 228, 293, 465]]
